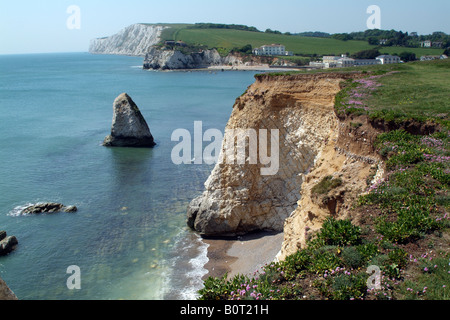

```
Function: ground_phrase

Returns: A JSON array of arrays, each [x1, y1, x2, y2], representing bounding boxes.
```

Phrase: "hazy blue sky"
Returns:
[[1, 0, 449, 54]]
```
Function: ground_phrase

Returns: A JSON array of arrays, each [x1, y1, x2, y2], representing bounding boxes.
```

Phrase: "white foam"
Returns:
[[180, 234, 210, 300], [7, 203, 33, 217], [162, 231, 210, 300]]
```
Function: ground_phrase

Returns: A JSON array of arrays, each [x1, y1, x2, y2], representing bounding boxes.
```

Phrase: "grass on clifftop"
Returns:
[[198, 58, 449, 301], [156, 24, 443, 57], [332, 59, 450, 128]]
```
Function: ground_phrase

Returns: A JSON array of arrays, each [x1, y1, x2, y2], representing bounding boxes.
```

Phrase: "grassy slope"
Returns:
[[368, 60, 450, 118], [330, 59, 450, 127], [156, 25, 443, 57], [199, 59, 449, 301]]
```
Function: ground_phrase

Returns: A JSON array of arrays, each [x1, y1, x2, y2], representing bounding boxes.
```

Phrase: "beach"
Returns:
[[207, 64, 303, 72], [202, 231, 284, 279]]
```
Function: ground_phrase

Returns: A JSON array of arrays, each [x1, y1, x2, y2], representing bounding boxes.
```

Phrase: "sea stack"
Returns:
[[103, 93, 156, 148]]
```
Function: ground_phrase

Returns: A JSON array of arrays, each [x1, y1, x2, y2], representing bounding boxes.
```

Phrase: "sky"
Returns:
[[0, 0, 449, 54]]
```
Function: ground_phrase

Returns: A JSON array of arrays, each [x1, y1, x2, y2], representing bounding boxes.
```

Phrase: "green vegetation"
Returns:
[[333, 59, 450, 127], [188, 23, 260, 33], [198, 55, 449, 302], [359, 129, 449, 243], [351, 48, 382, 59], [157, 24, 444, 57], [199, 214, 448, 300], [311, 176, 343, 195]]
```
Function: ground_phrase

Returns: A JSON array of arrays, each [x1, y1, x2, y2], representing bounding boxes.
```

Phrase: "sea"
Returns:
[[0, 52, 258, 300]]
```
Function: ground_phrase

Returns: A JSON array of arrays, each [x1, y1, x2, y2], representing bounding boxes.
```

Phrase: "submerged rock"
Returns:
[[21, 202, 78, 215], [103, 93, 156, 148]]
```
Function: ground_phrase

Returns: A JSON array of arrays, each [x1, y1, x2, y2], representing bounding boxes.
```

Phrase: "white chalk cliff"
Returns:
[[89, 24, 167, 56]]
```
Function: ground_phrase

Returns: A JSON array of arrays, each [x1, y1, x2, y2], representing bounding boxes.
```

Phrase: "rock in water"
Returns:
[[0, 277, 18, 300], [21, 202, 78, 214], [103, 93, 156, 148], [0, 231, 18, 256]]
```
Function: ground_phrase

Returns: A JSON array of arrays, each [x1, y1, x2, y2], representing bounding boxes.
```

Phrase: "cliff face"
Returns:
[[143, 47, 223, 70], [89, 24, 167, 56], [187, 72, 383, 259], [143, 47, 268, 70]]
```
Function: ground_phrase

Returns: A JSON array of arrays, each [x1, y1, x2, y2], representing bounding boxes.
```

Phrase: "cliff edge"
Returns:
[[187, 72, 384, 259]]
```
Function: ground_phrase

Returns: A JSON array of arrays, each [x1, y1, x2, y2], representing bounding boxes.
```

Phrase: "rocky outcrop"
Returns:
[[103, 93, 156, 148], [0, 277, 18, 300], [0, 231, 18, 256], [89, 24, 167, 56], [143, 47, 270, 70], [20, 202, 77, 214], [143, 47, 223, 70], [187, 72, 382, 254]]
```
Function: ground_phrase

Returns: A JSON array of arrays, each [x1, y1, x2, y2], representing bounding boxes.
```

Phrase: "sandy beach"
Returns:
[[206, 65, 302, 72], [202, 231, 284, 280]]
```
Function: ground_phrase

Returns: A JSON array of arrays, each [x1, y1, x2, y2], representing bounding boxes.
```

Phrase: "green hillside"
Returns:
[[156, 24, 444, 58]]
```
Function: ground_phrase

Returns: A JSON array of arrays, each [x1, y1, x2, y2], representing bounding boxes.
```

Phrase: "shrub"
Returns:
[[316, 218, 362, 247], [356, 243, 380, 264], [312, 176, 343, 195], [388, 248, 408, 269], [376, 204, 439, 243], [330, 273, 368, 300], [309, 248, 341, 273], [342, 247, 364, 269], [281, 250, 311, 280]]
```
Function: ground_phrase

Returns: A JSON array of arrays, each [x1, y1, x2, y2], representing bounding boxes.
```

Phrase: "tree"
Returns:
[[351, 49, 381, 59], [368, 37, 379, 45], [332, 33, 353, 41], [232, 44, 253, 55], [399, 51, 416, 62]]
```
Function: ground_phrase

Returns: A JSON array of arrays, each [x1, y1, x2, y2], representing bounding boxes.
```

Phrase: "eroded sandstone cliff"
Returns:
[[187, 72, 384, 260]]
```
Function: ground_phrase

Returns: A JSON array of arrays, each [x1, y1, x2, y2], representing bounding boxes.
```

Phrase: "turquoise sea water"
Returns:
[[0, 52, 258, 300]]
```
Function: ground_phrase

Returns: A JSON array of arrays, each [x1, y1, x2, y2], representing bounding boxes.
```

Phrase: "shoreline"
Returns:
[[143, 64, 304, 73], [201, 231, 284, 280]]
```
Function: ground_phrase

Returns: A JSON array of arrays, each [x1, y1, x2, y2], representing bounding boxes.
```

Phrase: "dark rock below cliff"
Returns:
[[21, 202, 77, 214], [0, 231, 18, 256], [0, 277, 18, 300], [103, 93, 156, 148]]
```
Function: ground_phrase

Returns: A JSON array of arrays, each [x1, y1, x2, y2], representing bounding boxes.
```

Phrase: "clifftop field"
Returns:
[[151, 23, 445, 57]]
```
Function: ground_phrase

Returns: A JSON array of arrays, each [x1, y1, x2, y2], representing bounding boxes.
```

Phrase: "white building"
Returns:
[[420, 40, 432, 48], [253, 44, 286, 56], [376, 55, 401, 64], [353, 59, 381, 66], [420, 54, 448, 61], [337, 57, 356, 68], [322, 55, 343, 64]]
